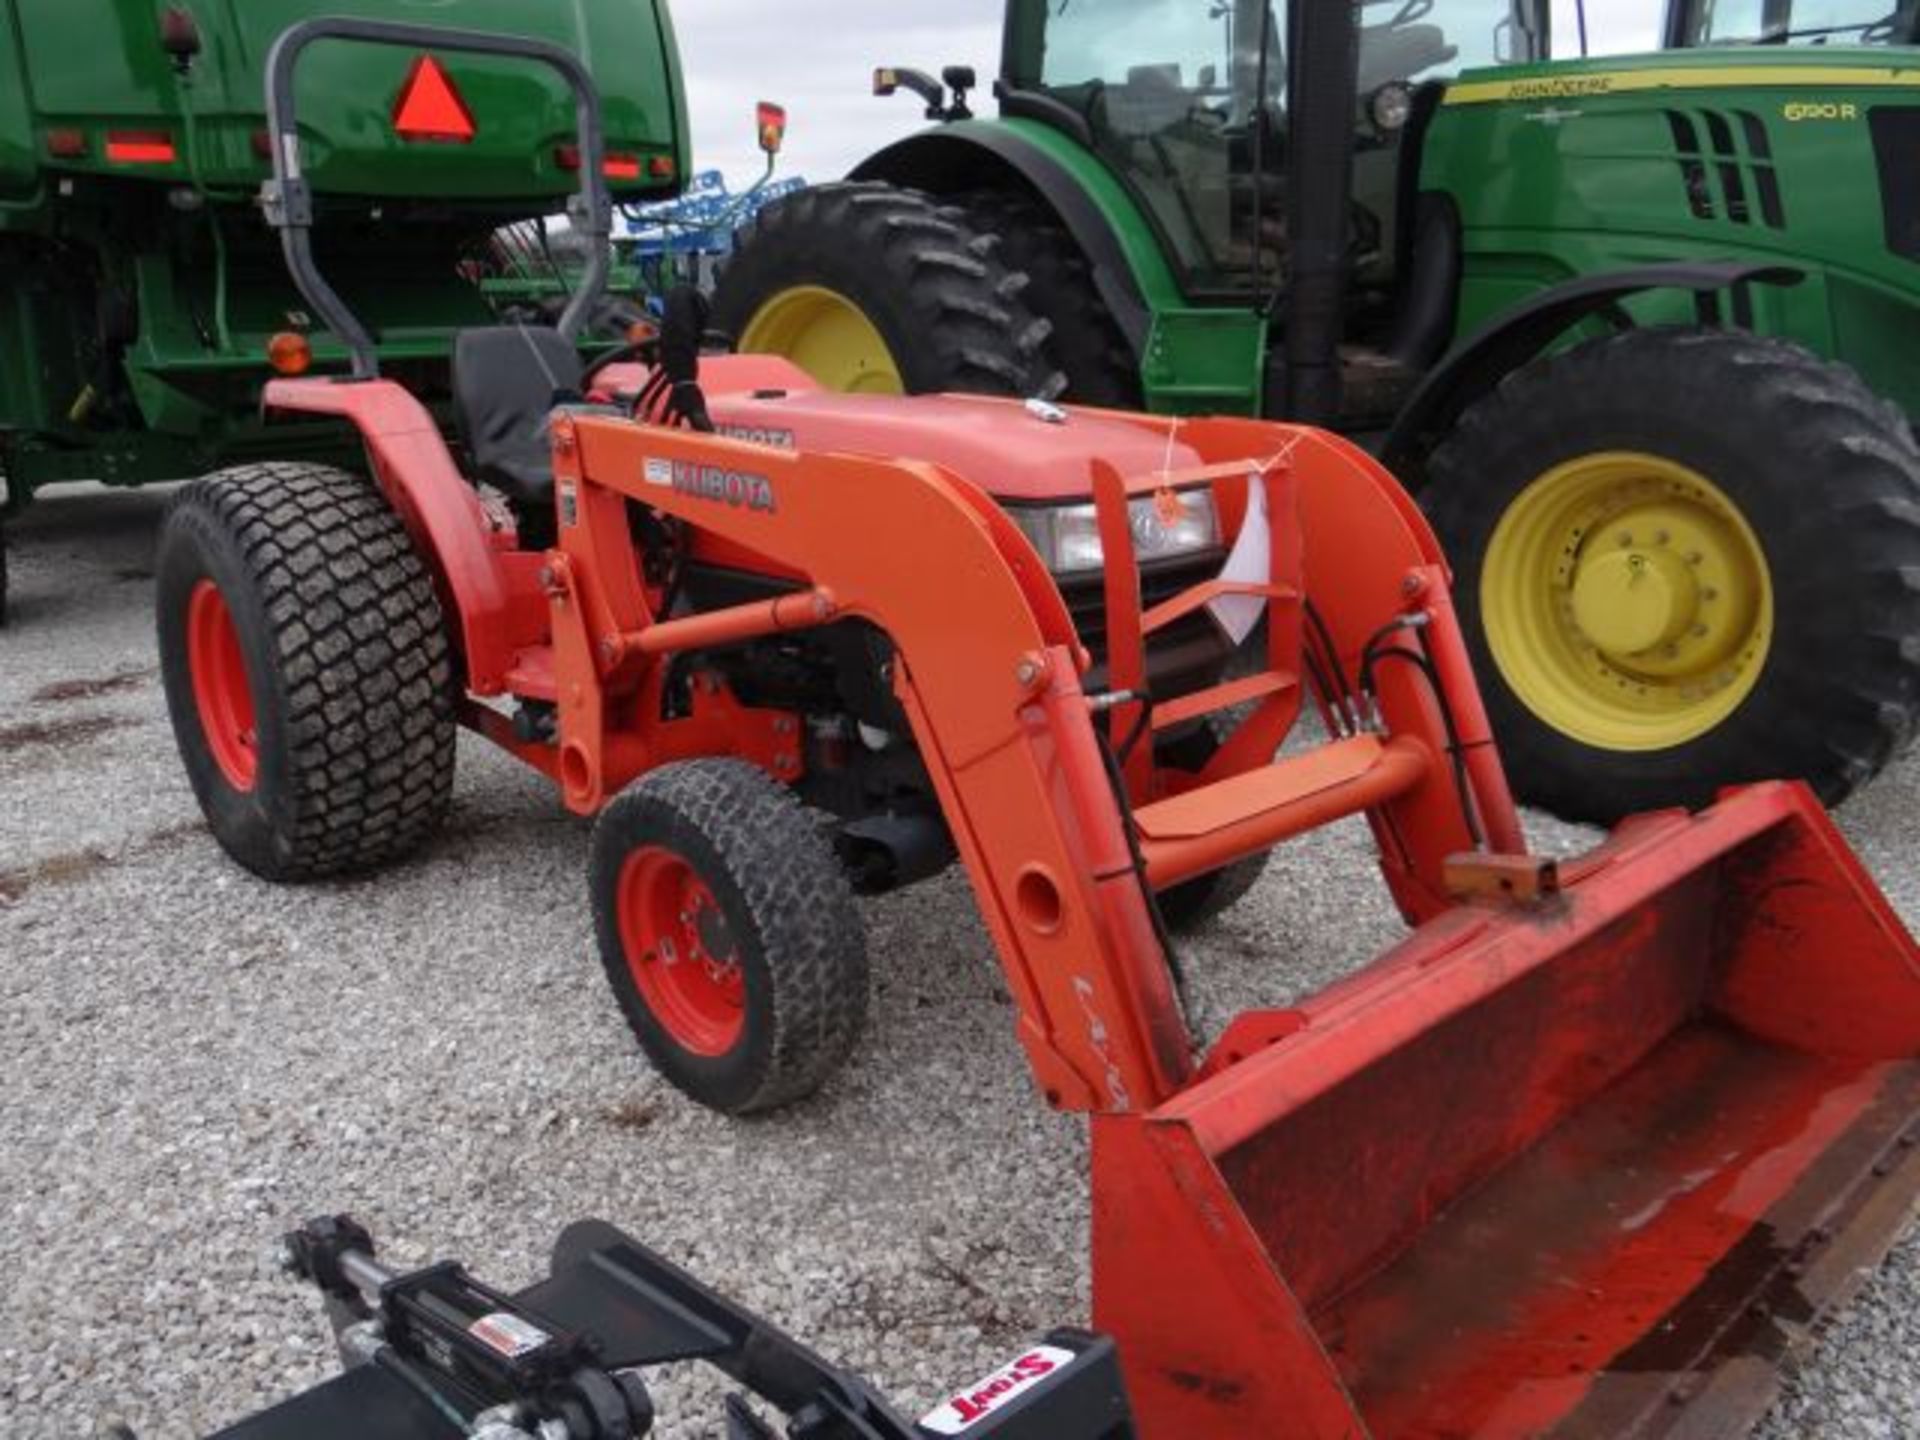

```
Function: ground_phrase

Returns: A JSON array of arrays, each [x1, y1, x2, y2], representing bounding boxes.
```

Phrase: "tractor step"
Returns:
[[1135, 734, 1428, 889]]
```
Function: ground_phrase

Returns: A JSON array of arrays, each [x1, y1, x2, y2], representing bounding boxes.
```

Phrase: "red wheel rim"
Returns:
[[186, 579, 259, 792], [616, 846, 746, 1057]]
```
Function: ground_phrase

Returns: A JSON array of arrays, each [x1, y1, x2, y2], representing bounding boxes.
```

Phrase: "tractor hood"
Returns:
[[698, 371, 1212, 504]]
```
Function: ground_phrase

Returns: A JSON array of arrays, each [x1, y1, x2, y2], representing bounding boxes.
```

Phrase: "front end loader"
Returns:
[[154, 18, 1920, 1437]]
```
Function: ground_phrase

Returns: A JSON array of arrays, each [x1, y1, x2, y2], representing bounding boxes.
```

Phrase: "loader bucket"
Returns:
[[1093, 782, 1920, 1439]]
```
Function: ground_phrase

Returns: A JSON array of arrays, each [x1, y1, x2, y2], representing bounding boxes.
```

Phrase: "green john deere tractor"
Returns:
[[711, 0, 1920, 825], [0, 0, 690, 622]]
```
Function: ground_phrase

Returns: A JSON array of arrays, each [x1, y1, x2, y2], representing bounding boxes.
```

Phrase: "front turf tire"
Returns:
[[590, 760, 870, 1115], [156, 463, 457, 881], [1424, 328, 1920, 824]]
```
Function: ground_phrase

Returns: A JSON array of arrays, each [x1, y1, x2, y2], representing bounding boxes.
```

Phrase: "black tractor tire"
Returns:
[[1152, 719, 1271, 930], [155, 463, 458, 881], [1424, 328, 1920, 824], [710, 181, 1063, 398], [958, 189, 1143, 410], [590, 759, 870, 1115]]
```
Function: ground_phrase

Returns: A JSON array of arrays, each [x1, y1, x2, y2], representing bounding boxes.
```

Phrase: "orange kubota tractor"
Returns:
[[157, 19, 1920, 1440]]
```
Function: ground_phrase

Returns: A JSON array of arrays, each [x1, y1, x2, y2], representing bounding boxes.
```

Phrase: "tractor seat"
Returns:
[[451, 326, 585, 507]]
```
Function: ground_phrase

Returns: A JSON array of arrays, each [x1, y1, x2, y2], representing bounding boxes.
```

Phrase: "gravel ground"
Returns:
[[1, 484, 1916, 1438]]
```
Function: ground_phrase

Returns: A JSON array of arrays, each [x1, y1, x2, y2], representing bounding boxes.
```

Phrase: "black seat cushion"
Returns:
[[451, 326, 586, 507]]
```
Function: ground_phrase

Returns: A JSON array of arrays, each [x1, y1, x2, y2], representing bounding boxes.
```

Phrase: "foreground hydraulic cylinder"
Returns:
[[1094, 782, 1920, 1438]]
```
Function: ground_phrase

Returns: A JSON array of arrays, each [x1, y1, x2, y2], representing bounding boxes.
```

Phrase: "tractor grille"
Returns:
[[1058, 552, 1224, 658], [1664, 109, 1787, 229], [1058, 551, 1235, 700], [1871, 108, 1920, 262]]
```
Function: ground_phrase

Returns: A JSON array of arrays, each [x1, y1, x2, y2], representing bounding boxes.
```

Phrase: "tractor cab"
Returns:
[[995, 0, 1555, 423], [999, 0, 1540, 300]]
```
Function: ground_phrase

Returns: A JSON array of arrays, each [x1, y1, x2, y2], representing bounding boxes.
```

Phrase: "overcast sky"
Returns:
[[670, 2, 1667, 190]]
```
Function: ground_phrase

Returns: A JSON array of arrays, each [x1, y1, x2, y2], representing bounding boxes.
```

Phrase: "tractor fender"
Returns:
[[261, 376, 520, 693], [852, 125, 1155, 356], [1380, 260, 1806, 478]]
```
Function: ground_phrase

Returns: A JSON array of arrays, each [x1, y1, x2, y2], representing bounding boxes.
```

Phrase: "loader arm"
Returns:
[[544, 401, 1485, 1114]]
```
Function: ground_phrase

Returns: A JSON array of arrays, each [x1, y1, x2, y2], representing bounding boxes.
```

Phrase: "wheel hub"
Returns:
[[185, 578, 259, 791], [737, 285, 904, 395], [1482, 453, 1774, 751], [616, 846, 746, 1057], [1569, 545, 1697, 657]]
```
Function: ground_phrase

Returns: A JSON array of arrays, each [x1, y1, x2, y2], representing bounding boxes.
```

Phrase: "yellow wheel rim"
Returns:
[[736, 285, 904, 394], [1482, 451, 1774, 751]]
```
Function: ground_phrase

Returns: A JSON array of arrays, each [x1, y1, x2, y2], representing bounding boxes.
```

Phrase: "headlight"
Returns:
[[1010, 491, 1221, 576]]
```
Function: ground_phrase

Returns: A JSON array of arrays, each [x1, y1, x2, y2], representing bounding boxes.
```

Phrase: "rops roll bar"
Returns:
[[259, 16, 615, 379]]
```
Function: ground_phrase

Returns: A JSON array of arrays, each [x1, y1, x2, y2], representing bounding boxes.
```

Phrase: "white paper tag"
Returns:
[[917, 1344, 1076, 1434], [1207, 475, 1270, 646]]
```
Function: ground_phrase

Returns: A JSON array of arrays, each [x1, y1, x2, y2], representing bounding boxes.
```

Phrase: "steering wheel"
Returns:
[[582, 332, 658, 397]]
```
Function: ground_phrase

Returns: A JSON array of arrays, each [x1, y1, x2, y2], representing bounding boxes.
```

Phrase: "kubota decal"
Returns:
[[717, 423, 796, 448], [642, 456, 777, 512], [918, 1345, 1074, 1434]]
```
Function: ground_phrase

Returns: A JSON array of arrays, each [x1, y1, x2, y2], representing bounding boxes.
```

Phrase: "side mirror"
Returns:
[[941, 65, 976, 121], [757, 101, 787, 156]]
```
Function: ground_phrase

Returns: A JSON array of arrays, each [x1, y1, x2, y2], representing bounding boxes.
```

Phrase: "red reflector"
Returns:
[[648, 155, 676, 179], [250, 129, 273, 160], [45, 128, 89, 159], [556, 144, 653, 181], [105, 131, 176, 164], [392, 55, 476, 143]]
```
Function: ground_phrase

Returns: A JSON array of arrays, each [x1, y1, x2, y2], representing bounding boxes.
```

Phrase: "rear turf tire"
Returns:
[[1424, 328, 1920, 824], [958, 189, 1142, 409], [710, 181, 1062, 398], [590, 759, 870, 1115], [156, 463, 457, 880]]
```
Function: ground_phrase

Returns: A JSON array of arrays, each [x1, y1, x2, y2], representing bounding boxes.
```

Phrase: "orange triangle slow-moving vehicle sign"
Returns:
[[392, 56, 476, 143]]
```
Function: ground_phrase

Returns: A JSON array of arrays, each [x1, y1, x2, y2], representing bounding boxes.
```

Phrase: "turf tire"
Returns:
[[710, 181, 1063, 397], [156, 463, 457, 880], [1424, 328, 1920, 823], [590, 759, 870, 1115]]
